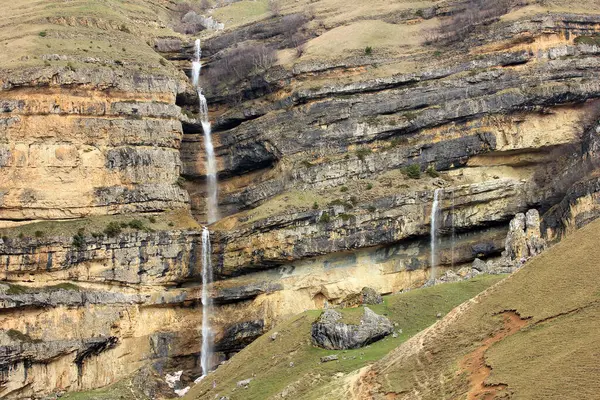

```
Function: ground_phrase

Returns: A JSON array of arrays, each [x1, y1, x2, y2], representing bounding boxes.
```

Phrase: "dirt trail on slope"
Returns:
[[459, 311, 528, 400]]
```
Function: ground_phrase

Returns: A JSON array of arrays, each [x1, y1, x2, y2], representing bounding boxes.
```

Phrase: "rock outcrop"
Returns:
[[505, 209, 547, 263], [340, 287, 384, 308], [311, 308, 393, 350]]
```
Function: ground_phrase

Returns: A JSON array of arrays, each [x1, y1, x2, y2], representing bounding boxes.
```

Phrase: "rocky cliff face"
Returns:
[[0, 73, 189, 224], [2, 0, 600, 398], [0, 231, 203, 398]]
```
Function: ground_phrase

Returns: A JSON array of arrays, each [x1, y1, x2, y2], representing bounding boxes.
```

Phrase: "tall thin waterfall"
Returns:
[[200, 227, 213, 377], [451, 190, 456, 269], [430, 188, 443, 283], [192, 39, 201, 87], [191, 39, 219, 224], [190, 39, 218, 378]]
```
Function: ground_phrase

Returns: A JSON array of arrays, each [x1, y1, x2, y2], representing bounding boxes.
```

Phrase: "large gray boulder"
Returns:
[[311, 307, 393, 350]]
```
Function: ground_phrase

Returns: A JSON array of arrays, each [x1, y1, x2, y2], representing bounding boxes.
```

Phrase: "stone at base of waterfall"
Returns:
[[165, 371, 183, 389], [472, 258, 488, 272], [437, 265, 484, 284], [340, 287, 383, 308], [473, 257, 519, 275], [311, 307, 393, 350], [174, 387, 190, 397]]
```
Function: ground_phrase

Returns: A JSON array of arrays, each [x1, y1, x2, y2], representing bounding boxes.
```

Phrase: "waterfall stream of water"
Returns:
[[451, 190, 456, 269], [200, 227, 213, 377], [191, 38, 218, 378], [430, 188, 443, 283]]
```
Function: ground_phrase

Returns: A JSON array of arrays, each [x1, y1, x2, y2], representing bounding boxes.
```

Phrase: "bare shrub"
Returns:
[[173, 11, 205, 34], [154, 38, 183, 52], [295, 41, 306, 57], [174, 1, 203, 15], [433, 0, 515, 44], [207, 43, 277, 85], [269, 0, 282, 16], [290, 32, 307, 57], [172, 1, 212, 34], [281, 13, 309, 53]]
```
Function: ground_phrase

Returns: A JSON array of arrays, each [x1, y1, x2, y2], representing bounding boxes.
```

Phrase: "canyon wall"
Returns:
[[2, 0, 600, 398]]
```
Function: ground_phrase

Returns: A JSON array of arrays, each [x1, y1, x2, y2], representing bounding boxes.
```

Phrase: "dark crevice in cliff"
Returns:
[[212, 113, 264, 132]]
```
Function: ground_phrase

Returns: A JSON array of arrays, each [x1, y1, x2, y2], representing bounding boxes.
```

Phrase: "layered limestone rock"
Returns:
[[0, 230, 202, 285], [0, 231, 205, 399], [504, 210, 547, 263], [178, 12, 600, 300], [0, 87, 189, 225], [2, 1, 600, 398]]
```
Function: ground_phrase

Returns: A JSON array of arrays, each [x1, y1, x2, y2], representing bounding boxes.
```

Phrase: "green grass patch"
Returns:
[[337, 213, 353, 222], [319, 212, 331, 224], [365, 217, 600, 399], [6, 329, 43, 343], [355, 147, 372, 161], [0, 210, 198, 240], [426, 166, 440, 178], [574, 35, 600, 46], [60, 375, 146, 400], [188, 275, 505, 400], [3, 282, 80, 295], [402, 164, 421, 179]]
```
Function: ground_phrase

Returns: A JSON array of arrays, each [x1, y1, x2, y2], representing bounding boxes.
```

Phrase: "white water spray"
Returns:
[[202, 120, 219, 224], [430, 188, 443, 283], [192, 39, 201, 87], [200, 227, 213, 377]]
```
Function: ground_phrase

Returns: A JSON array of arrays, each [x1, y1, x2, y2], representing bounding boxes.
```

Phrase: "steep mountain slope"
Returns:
[[185, 208, 600, 400], [0, 1, 205, 398], [186, 275, 505, 400], [329, 216, 600, 399]]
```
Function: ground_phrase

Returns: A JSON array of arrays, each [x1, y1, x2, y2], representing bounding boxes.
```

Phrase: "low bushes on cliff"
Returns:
[[172, 1, 211, 34], [206, 43, 277, 87], [430, 0, 517, 44]]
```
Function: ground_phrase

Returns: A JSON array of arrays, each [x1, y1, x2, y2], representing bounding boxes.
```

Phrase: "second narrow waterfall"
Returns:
[[190, 38, 218, 378], [430, 188, 443, 283], [200, 227, 213, 377]]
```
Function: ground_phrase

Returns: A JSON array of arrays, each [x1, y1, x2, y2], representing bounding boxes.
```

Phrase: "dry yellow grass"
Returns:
[[340, 217, 600, 399], [185, 275, 504, 400], [301, 18, 439, 61], [0, 0, 180, 71]]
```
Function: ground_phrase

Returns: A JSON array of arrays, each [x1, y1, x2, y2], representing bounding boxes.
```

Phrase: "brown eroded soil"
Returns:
[[460, 311, 528, 400]]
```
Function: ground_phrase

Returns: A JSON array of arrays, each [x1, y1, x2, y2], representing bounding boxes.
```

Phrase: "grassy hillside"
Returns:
[[0, 0, 179, 73], [327, 217, 600, 399], [186, 275, 505, 400]]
